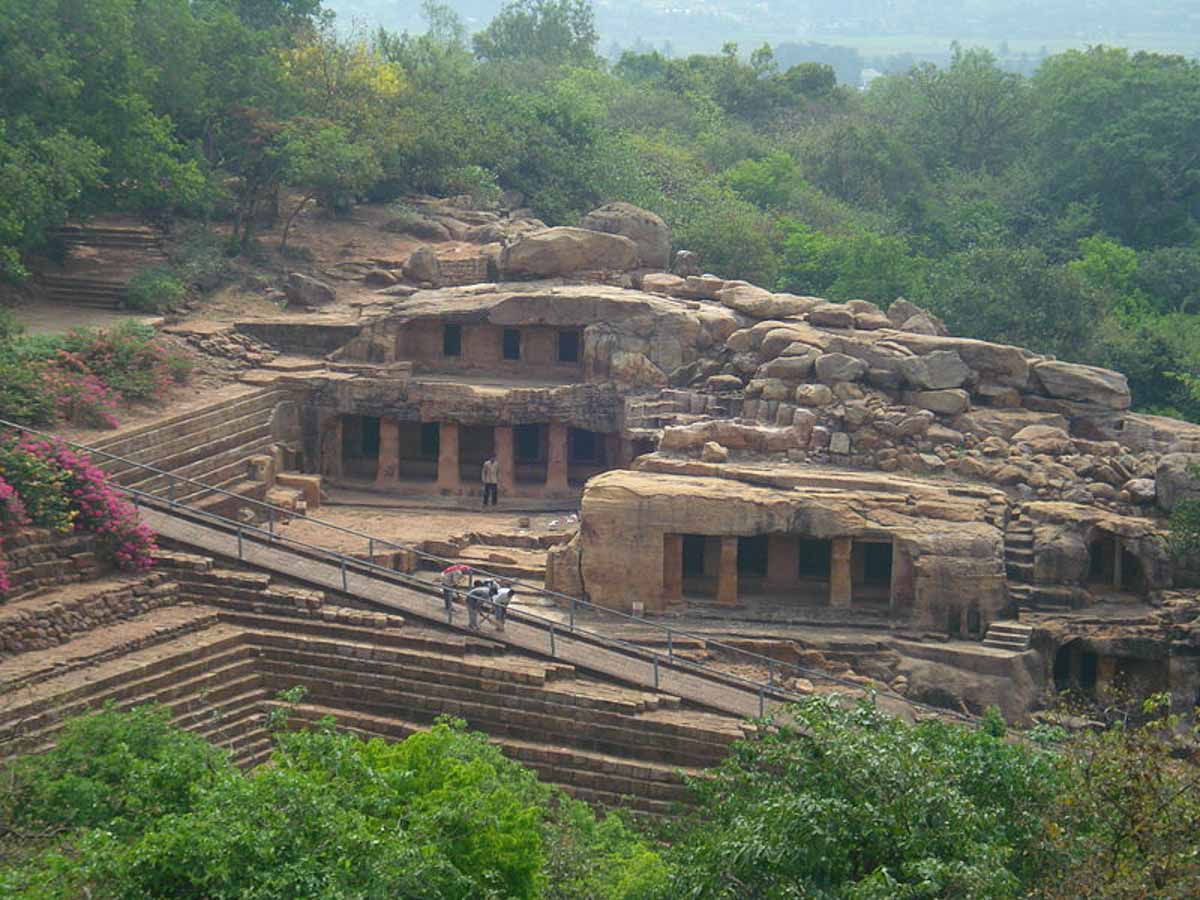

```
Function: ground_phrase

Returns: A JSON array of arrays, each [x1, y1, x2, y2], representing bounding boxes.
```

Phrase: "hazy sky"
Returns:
[[326, 0, 1200, 62]]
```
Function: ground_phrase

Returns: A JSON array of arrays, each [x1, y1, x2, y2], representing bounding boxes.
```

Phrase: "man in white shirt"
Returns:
[[481, 456, 499, 507]]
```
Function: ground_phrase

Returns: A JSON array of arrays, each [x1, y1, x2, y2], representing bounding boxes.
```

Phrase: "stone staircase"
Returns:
[[1005, 512, 1037, 609], [623, 389, 739, 439], [981, 621, 1033, 652], [0, 554, 749, 815], [89, 387, 291, 505], [42, 222, 166, 310]]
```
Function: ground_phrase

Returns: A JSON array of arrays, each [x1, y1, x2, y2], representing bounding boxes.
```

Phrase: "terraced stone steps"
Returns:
[[253, 638, 742, 769], [269, 702, 694, 816], [982, 621, 1033, 651]]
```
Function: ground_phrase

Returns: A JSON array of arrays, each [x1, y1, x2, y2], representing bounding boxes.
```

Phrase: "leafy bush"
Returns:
[[124, 267, 186, 313], [666, 696, 1062, 898], [2, 714, 668, 899], [0, 435, 156, 575]]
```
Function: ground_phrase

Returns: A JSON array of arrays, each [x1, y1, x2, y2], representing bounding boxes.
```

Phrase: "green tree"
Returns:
[[473, 0, 598, 66], [1031, 47, 1200, 247]]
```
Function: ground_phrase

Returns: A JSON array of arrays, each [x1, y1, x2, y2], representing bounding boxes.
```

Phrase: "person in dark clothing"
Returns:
[[465, 580, 498, 630]]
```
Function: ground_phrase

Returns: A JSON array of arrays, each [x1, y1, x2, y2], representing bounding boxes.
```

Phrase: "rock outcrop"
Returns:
[[499, 227, 638, 278], [579, 202, 671, 270]]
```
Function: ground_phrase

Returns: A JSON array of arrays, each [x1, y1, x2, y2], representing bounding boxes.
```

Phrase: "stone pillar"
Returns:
[[662, 534, 683, 607], [547, 422, 569, 493], [319, 416, 343, 480], [830, 537, 853, 607], [436, 422, 460, 494], [375, 417, 400, 488], [717, 536, 739, 605], [766, 534, 798, 589], [1112, 536, 1123, 590], [604, 432, 621, 469], [494, 425, 516, 496]]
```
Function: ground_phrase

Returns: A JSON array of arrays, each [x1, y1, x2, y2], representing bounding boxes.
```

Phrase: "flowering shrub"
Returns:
[[0, 436, 156, 595], [0, 474, 28, 595], [0, 322, 191, 430]]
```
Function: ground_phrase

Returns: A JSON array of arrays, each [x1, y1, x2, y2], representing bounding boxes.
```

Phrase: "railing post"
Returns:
[[549, 625, 556, 657], [653, 657, 660, 690], [268, 506, 274, 536], [340, 559, 348, 592], [667, 628, 673, 659], [237, 526, 244, 560], [369, 537, 374, 560], [758, 686, 765, 718], [768, 660, 774, 686], [168, 480, 175, 506], [569, 596, 576, 632]]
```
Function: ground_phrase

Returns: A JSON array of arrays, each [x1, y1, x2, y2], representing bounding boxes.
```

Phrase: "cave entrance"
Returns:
[[341, 415, 380, 480]]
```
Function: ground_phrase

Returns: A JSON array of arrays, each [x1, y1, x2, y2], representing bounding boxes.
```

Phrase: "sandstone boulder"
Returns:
[[719, 284, 818, 319], [815, 352, 868, 383], [610, 350, 667, 387], [641, 272, 685, 295], [1033, 360, 1131, 410], [706, 374, 744, 392], [760, 354, 817, 380], [382, 213, 452, 241], [1156, 453, 1200, 512], [911, 389, 969, 415], [580, 202, 671, 269], [897, 350, 969, 390], [795, 384, 834, 407], [701, 441, 729, 463], [403, 246, 441, 283], [499, 227, 637, 277], [1123, 478, 1157, 504], [1011, 424, 1074, 455], [286, 272, 336, 307], [808, 302, 855, 329], [673, 249, 702, 277], [681, 274, 726, 299]]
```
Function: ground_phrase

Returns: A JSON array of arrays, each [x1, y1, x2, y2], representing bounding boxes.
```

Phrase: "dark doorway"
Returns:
[[502, 327, 521, 360], [443, 324, 462, 357], [420, 422, 440, 457], [557, 329, 580, 363], [340, 415, 380, 480], [737, 535, 768, 577], [1121, 548, 1144, 593], [682, 535, 707, 578], [514, 424, 547, 484], [797, 538, 832, 578], [862, 542, 893, 584]]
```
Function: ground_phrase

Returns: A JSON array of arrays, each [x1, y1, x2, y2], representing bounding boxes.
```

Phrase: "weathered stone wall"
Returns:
[[0, 572, 177, 657], [1, 528, 106, 602]]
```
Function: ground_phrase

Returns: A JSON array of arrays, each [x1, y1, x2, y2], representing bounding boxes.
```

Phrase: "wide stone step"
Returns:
[[259, 666, 735, 768], [104, 412, 279, 482], [0, 622, 246, 729], [5, 654, 260, 749], [92, 390, 289, 458], [126, 433, 277, 494], [0, 606, 226, 699], [254, 643, 659, 716]]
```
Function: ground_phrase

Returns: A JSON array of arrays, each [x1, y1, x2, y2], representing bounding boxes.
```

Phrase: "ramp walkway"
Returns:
[[0, 419, 966, 724]]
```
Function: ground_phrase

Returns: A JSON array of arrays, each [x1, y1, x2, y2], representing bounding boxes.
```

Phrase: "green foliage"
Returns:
[[0, 438, 74, 531], [1, 704, 229, 839], [1169, 499, 1200, 558], [666, 696, 1062, 898], [1, 712, 666, 899], [473, 0, 599, 66], [125, 267, 187, 313]]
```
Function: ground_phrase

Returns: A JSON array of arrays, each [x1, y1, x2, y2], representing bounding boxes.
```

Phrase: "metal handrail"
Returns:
[[0, 418, 976, 722]]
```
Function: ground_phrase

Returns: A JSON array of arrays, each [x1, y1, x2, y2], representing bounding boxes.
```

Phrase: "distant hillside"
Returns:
[[327, 0, 1200, 61]]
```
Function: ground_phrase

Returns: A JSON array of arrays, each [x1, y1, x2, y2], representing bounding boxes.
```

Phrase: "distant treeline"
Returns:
[[3, 0, 1200, 418]]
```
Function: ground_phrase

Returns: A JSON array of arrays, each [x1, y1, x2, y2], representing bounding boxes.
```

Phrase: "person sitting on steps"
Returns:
[[481, 455, 499, 507]]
